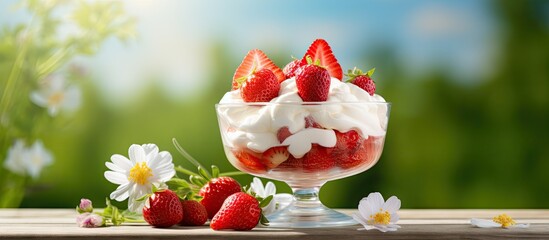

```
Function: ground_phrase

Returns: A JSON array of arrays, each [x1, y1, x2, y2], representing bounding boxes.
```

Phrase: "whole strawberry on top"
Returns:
[[232, 49, 283, 102], [142, 189, 183, 228], [346, 67, 376, 96], [295, 56, 331, 102]]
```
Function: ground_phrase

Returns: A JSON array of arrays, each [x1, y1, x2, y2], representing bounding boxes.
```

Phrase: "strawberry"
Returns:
[[210, 192, 262, 231], [239, 68, 280, 102], [276, 126, 292, 143], [334, 130, 363, 153], [262, 146, 290, 169], [282, 59, 306, 79], [232, 149, 267, 173], [338, 136, 378, 169], [199, 176, 242, 219], [295, 63, 331, 102], [302, 144, 335, 171], [302, 39, 343, 80], [277, 155, 302, 170], [305, 115, 323, 128], [179, 200, 208, 226], [142, 189, 183, 228], [233, 49, 284, 89], [346, 67, 376, 96]]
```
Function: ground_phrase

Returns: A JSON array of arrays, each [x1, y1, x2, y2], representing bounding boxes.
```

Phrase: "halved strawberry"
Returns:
[[262, 146, 290, 169], [232, 149, 267, 173], [302, 39, 343, 80], [233, 49, 284, 89]]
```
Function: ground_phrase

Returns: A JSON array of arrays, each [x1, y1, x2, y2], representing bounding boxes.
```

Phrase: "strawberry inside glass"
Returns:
[[216, 39, 390, 228]]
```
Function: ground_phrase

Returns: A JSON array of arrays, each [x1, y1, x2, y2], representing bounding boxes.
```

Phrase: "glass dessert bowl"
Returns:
[[216, 101, 390, 228]]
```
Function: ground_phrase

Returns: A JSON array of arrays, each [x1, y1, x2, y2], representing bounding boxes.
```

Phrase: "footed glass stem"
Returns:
[[266, 185, 357, 228]]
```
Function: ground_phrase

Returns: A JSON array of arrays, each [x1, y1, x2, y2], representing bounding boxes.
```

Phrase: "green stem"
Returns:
[[175, 166, 200, 177], [172, 138, 208, 172], [220, 171, 246, 176], [123, 218, 145, 223]]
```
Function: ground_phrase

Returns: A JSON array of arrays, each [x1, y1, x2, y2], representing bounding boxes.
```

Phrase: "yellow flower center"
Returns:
[[369, 210, 391, 225], [48, 92, 64, 105], [128, 162, 152, 185], [493, 214, 516, 228]]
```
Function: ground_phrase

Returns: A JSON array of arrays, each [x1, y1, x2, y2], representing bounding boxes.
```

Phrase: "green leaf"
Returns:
[[135, 193, 151, 202], [198, 166, 212, 180], [366, 68, 376, 77], [174, 187, 192, 199], [259, 213, 269, 226], [166, 178, 191, 190], [259, 195, 273, 208]]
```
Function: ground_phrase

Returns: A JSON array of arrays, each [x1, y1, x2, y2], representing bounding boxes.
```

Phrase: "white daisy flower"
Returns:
[[104, 144, 175, 213], [30, 74, 81, 117], [250, 177, 292, 215], [3, 139, 53, 179], [353, 192, 401, 232], [471, 214, 529, 229]]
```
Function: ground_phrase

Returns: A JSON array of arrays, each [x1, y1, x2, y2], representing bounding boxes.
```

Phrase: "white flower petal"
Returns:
[[273, 193, 293, 210], [109, 154, 133, 172], [251, 177, 265, 197], [390, 212, 400, 223], [104, 171, 129, 185], [382, 196, 401, 213], [352, 213, 369, 227], [141, 144, 159, 158], [366, 192, 385, 210], [358, 197, 373, 217], [471, 218, 501, 228], [154, 168, 175, 182], [264, 181, 276, 196], [105, 162, 124, 172], [110, 183, 131, 201], [128, 144, 146, 164], [30, 92, 48, 107]]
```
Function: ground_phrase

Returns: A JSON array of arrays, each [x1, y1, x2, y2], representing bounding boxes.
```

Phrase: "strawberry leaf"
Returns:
[[166, 178, 191, 189], [259, 195, 273, 208], [260, 213, 270, 226], [198, 166, 212, 181], [366, 68, 375, 77]]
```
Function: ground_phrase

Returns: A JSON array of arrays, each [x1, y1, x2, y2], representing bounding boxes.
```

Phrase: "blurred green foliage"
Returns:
[[2, 0, 548, 209]]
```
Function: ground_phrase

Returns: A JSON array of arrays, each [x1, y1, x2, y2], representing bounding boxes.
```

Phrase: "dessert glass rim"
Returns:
[[216, 101, 391, 106]]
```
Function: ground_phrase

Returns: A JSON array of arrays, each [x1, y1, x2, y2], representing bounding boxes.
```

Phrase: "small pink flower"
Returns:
[[77, 199, 93, 213], [76, 213, 104, 228]]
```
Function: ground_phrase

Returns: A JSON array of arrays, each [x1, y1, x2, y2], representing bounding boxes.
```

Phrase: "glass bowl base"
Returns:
[[266, 203, 357, 228]]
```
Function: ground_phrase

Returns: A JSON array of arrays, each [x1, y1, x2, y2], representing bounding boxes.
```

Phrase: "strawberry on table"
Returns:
[[199, 176, 242, 219], [142, 189, 183, 228], [210, 192, 267, 231], [346, 67, 376, 96], [179, 199, 208, 226], [303, 39, 343, 80], [233, 49, 285, 89]]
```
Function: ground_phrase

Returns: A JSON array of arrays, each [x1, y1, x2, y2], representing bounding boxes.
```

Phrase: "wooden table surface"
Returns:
[[1, 209, 548, 239]]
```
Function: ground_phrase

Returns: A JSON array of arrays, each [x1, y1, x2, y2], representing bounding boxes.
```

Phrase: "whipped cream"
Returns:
[[217, 77, 388, 158]]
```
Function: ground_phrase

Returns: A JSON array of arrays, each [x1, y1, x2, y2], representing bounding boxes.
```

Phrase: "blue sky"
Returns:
[[0, 0, 498, 100]]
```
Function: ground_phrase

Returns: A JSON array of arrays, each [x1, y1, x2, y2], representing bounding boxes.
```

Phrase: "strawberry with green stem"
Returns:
[[346, 67, 376, 96], [172, 138, 244, 219]]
